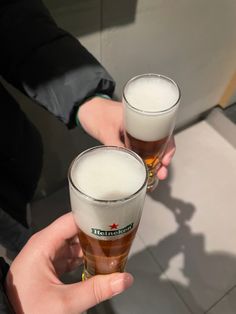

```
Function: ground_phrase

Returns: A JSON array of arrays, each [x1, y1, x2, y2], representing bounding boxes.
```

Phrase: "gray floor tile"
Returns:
[[88, 235, 191, 314], [207, 286, 236, 314]]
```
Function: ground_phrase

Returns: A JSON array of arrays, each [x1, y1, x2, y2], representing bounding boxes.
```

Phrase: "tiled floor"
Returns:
[[1, 113, 236, 313]]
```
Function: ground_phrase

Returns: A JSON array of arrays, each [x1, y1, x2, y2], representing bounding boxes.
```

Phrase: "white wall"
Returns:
[[47, 0, 236, 127], [6, 0, 236, 196]]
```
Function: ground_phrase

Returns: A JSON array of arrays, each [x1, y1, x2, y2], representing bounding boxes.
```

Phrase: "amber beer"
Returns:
[[123, 74, 181, 191], [68, 146, 148, 279]]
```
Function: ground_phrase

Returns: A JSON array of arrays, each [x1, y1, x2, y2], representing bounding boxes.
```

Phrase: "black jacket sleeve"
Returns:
[[0, 0, 115, 127], [0, 258, 14, 313], [0, 286, 13, 314]]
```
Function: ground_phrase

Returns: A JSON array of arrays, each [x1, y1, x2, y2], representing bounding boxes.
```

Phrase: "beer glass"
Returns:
[[123, 73, 180, 191], [68, 146, 148, 280]]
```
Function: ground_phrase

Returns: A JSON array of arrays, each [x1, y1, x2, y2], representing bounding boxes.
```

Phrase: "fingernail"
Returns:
[[111, 273, 134, 296], [162, 156, 170, 166]]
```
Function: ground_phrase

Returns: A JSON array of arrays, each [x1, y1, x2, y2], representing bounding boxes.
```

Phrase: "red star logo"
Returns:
[[109, 223, 119, 230]]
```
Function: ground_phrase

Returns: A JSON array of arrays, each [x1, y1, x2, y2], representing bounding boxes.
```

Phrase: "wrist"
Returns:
[[75, 93, 111, 127]]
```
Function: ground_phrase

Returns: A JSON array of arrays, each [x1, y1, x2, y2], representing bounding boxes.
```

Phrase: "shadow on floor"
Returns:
[[88, 169, 236, 313]]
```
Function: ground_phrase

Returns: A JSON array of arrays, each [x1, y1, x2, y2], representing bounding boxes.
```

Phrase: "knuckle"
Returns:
[[92, 278, 105, 304]]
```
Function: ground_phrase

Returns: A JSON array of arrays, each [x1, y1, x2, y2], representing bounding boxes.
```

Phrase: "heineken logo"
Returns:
[[91, 223, 134, 237]]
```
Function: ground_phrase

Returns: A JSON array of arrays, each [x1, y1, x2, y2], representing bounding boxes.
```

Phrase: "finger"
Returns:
[[64, 272, 133, 313], [43, 213, 79, 244], [103, 139, 125, 147], [54, 256, 83, 276], [67, 257, 83, 271], [68, 235, 80, 245], [65, 241, 83, 260], [162, 137, 176, 166], [157, 166, 168, 180], [102, 131, 125, 147], [52, 237, 83, 275]]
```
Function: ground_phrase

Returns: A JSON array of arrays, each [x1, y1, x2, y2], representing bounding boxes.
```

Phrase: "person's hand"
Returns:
[[78, 97, 175, 181], [5, 213, 134, 314], [78, 97, 124, 146], [157, 136, 176, 180]]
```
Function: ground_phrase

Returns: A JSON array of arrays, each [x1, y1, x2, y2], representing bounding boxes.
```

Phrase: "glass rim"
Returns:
[[68, 145, 148, 203], [123, 73, 181, 115]]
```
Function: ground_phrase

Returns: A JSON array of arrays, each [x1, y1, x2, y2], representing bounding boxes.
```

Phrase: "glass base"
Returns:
[[82, 269, 91, 281], [147, 178, 159, 192], [146, 161, 161, 192], [147, 168, 159, 191], [82, 267, 127, 281]]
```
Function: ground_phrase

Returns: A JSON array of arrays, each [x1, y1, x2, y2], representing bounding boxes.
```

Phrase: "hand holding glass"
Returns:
[[68, 146, 148, 279], [123, 74, 180, 191]]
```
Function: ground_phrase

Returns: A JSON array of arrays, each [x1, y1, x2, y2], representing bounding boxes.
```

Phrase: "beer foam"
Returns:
[[124, 75, 180, 141], [71, 148, 146, 200], [125, 76, 179, 112]]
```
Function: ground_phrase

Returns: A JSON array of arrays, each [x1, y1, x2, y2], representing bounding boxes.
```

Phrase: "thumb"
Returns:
[[101, 132, 125, 147], [65, 272, 133, 313]]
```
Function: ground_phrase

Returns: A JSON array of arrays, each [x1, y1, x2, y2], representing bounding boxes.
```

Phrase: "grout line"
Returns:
[[204, 284, 236, 313], [137, 234, 195, 314]]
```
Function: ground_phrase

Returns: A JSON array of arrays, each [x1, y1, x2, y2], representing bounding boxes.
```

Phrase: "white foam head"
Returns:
[[69, 147, 147, 240], [70, 147, 146, 200], [123, 74, 180, 141]]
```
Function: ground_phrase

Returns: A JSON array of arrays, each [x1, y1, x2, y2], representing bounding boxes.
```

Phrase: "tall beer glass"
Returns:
[[68, 146, 148, 280], [123, 74, 180, 191]]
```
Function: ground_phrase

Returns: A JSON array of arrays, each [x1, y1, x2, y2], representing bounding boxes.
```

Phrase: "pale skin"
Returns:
[[5, 213, 134, 314], [78, 97, 176, 180]]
